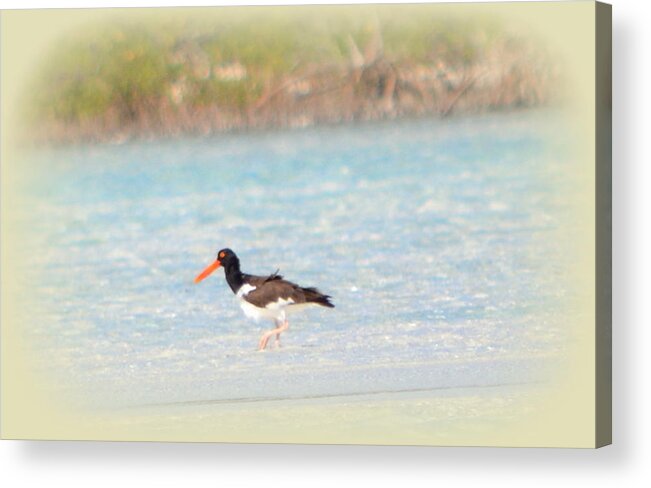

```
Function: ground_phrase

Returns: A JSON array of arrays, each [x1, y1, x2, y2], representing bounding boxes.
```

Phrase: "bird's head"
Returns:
[[194, 248, 238, 283]]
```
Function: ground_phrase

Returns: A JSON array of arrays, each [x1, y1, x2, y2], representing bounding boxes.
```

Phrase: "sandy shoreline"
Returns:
[[76, 383, 547, 446]]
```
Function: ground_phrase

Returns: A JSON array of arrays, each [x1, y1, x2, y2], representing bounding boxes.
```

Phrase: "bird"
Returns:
[[194, 248, 334, 350]]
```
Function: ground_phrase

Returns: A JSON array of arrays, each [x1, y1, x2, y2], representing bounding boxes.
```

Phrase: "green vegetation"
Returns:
[[26, 6, 555, 143]]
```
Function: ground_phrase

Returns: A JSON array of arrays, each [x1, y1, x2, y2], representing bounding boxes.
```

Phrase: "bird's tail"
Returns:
[[302, 287, 335, 308]]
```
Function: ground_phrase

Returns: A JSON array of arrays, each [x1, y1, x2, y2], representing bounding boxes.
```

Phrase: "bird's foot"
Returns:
[[258, 334, 271, 351]]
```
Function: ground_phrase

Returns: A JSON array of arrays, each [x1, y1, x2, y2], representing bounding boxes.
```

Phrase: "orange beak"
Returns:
[[194, 259, 221, 283]]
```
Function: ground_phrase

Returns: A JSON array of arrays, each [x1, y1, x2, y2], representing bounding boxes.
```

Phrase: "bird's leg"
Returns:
[[274, 319, 289, 348], [258, 319, 280, 351], [258, 319, 289, 351]]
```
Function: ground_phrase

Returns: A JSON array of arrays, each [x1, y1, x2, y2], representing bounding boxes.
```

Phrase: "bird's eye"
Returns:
[[219, 251, 226, 259]]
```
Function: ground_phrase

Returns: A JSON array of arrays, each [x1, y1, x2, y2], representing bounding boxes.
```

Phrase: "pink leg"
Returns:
[[274, 330, 285, 348], [258, 319, 288, 351]]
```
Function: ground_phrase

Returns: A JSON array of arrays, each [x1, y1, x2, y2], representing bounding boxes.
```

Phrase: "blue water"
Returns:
[[16, 110, 575, 410]]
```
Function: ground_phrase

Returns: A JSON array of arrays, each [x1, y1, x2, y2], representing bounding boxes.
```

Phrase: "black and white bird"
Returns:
[[194, 248, 334, 350]]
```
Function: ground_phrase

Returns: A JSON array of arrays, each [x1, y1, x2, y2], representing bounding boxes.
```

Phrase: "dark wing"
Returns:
[[242, 272, 334, 309], [242, 270, 283, 287], [241, 274, 307, 308]]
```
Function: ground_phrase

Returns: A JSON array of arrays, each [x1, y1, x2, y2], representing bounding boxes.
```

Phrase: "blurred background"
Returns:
[[25, 5, 560, 144]]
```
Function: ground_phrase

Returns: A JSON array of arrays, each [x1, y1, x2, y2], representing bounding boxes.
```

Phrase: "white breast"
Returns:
[[236, 292, 297, 323], [239, 299, 285, 322]]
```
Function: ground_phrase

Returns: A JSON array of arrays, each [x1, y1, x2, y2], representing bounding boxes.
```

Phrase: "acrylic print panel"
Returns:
[[1, 1, 611, 447]]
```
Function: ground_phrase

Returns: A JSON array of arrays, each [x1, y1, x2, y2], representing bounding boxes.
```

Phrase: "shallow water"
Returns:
[[15, 110, 576, 412]]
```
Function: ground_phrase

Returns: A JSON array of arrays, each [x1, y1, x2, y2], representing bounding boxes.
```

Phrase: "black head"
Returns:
[[215, 248, 239, 269], [194, 248, 239, 284]]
